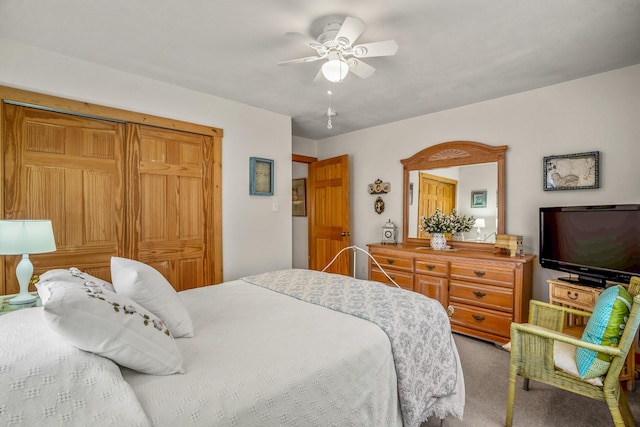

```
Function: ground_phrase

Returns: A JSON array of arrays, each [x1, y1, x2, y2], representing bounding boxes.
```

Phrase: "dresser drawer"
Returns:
[[449, 281, 513, 313], [370, 253, 413, 272], [450, 263, 514, 288], [415, 259, 449, 277], [370, 268, 413, 291], [550, 282, 599, 310], [450, 303, 512, 338]]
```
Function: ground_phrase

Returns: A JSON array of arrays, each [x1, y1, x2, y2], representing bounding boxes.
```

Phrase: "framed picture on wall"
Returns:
[[292, 178, 307, 216], [471, 190, 487, 208], [543, 151, 600, 191], [249, 157, 274, 196]]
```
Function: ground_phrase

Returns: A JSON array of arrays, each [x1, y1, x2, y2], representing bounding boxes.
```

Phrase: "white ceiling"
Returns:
[[1, 1, 639, 140]]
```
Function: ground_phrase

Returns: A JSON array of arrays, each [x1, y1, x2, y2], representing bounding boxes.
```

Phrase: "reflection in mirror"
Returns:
[[407, 163, 498, 243], [401, 141, 507, 249]]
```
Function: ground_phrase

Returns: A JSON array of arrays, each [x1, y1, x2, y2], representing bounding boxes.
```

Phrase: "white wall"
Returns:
[[317, 65, 640, 301], [291, 136, 316, 269], [0, 38, 293, 282]]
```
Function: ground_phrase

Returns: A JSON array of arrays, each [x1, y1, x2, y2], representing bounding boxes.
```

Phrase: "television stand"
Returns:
[[558, 276, 606, 289]]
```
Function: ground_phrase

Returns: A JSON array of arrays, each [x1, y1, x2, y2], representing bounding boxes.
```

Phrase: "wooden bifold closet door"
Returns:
[[125, 123, 216, 291], [2, 102, 220, 295]]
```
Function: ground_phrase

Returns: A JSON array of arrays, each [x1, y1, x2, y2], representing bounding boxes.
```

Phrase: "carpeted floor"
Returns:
[[422, 333, 640, 426]]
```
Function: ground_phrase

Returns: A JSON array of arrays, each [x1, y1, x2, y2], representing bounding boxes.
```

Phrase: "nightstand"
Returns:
[[0, 292, 40, 315], [547, 279, 636, 391]]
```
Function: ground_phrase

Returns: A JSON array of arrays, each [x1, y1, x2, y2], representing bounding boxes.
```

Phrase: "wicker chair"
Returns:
[[506, 277, 640, 427]]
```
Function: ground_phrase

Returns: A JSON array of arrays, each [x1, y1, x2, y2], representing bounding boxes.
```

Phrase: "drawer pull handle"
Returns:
[[474, 271, 486, 277], [387, 259, 395, 265], [426, 265, 436, 271], [472, 314, 485, 322], [567, 291, 579, 300], [473, 291, 486, 299], [446, 305, 455, 318]]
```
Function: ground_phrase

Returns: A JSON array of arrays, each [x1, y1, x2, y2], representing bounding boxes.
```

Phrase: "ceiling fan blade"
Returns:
[[347, 58, 376, 79], [284, 32, 326, 52], [335, 16, 366, 47], [278, 56, 324, 66], [352, 40, 398, 58]]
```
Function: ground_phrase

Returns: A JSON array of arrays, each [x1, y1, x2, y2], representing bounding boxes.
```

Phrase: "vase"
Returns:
[[430, 233, 447, 250]]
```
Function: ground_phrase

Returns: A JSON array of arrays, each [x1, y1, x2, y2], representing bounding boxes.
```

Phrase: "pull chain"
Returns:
[[327, 86, 336, 129]]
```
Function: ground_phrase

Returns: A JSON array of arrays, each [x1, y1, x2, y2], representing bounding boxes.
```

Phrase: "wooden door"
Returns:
[[308, 154, 350, 275], [126, 124, 218, 291], [2, 104, 125, 293], [417, 173, 456, 238]]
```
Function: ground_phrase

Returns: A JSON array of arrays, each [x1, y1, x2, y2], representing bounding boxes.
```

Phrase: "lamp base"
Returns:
[[9, 292, 37, 305]]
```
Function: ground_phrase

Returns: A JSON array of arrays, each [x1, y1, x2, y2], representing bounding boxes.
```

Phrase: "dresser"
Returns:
[[368, 243, 535, 344], [547, 279, 636, 390]]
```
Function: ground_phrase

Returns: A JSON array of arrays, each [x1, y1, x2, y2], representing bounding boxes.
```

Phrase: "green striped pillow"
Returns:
[[576, 285, 632, 379]]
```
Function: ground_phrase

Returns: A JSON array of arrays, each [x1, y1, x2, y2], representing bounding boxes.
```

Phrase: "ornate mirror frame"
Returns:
[[401, 141, 508, 250]]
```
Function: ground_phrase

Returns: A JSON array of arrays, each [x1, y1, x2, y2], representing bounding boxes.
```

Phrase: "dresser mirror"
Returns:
[[401, 141, 508, 249]]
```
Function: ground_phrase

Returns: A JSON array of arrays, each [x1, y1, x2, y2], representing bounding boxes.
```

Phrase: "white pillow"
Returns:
[[111, 257, 194, 338], [38, 280, 184, 375], [554, 340, 603, 386], [38, 267, 115, 292]]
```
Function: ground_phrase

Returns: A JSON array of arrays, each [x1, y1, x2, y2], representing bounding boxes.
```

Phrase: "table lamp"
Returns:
[[474, 218, 486, 241], [0, 220, 56, 305]]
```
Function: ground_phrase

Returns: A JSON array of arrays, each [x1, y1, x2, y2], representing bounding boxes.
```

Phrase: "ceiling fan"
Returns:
[[278, 15, 398, 83]]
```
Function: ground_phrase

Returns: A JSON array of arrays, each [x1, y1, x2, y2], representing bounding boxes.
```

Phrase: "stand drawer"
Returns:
[[550, 282, 600, 310]]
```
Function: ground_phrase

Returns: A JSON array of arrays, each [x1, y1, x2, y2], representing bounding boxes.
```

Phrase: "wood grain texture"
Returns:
[[308, 155, 350, 274], [1, 87, 223, 294], [401, 141, 507, 248], [368, 243, 535, 344]]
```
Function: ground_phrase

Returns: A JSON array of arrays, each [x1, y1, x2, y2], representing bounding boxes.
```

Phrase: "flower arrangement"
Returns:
[[420, 209, 476, 234]]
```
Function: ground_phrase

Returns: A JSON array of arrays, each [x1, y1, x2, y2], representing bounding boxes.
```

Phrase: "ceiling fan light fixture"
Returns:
[[321, 58, 349, 82]]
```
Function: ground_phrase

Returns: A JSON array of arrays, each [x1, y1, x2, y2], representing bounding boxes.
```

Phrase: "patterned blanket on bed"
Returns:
[[242, 269, 459, 427]]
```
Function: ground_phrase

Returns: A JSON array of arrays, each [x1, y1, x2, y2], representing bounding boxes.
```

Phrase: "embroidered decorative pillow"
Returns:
[[38, 280, 184, 375], [111, 257, 194, 338], [576, 285, 632, 379], [38, 267, 115, 292]]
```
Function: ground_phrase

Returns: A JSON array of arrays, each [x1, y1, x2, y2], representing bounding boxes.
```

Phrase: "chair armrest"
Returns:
[[511, 322, 621, 357]]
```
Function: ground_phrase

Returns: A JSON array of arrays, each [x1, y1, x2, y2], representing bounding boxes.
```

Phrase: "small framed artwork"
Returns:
[[292, 178, 307, 216], [249, 157, 274, 196], [543, 151, 599, 191], [471, 190, 487, 208]]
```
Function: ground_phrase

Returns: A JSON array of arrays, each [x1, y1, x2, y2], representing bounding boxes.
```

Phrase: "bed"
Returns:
[[0, 264, 464, 427]]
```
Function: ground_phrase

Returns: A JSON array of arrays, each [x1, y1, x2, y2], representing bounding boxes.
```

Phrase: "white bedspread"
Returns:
[[0, 308, 150, 426], [122, 280, 405, 426], [0, 273, 464, 426]]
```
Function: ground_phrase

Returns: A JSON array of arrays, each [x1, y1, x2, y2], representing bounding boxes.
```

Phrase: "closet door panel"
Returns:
[[2, 104, 124, 293], [127, 124, 213, 291]]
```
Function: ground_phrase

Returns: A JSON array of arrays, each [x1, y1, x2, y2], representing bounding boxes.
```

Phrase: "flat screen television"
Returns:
[[539, 204, 640, 287]]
